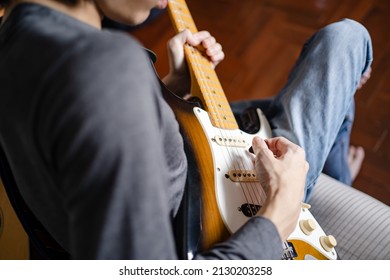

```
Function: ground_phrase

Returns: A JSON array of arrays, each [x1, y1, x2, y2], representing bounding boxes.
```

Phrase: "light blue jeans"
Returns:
[[231, 19, 373, 201]]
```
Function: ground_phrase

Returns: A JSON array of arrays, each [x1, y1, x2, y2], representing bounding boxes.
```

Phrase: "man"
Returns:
[[0, 0, 371, 259]]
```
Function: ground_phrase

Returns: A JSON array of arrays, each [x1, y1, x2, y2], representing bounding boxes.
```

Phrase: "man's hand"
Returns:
[[162, 30, 224, 97], [252, 136, 308, 241]]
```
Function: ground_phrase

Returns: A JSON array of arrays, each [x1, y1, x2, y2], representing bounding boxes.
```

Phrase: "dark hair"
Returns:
[[0, 0, 11, 8], [0, 1, 80, 8]]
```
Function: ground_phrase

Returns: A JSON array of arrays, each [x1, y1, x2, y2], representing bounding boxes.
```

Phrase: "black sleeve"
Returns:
[[38, 35, 178, 259], [195, 217, 283, 259]]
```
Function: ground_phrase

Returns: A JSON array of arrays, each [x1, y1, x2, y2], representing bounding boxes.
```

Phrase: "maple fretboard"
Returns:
[[167, 0, 238, 130]]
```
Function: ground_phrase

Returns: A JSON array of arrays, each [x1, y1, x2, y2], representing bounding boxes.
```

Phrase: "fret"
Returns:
[[204, 93, 225, 98], [198, 94, 228, 104], [170, 9, 193, 20], [192, 60, 213, 67], [168, 0, 189, 10], [191, 64, 217, 74], [198, 73, 220, 81], [197, 88, 228, 100], [175, 19, 196, 31], [212, 107, 233, 114], [168, 0, 238, 130], [185, 46, 213, 67], [208, 108, 233, 114], [205, 99, 230, 106], [168, 0, 198, 33], [209, 118, 238, 130], [210, 116, 237, 124], [209, 111, 236, 119], [208, 108, 235, 121], [198, 93, 229, 104], [208, 107, 232, 115], [168, 0, 194, 18], [209, 112, 235, 119], [196, 78, 223, 85]]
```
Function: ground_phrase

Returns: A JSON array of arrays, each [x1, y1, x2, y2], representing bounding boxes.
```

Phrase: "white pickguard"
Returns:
[[194, 107, 337, 260]]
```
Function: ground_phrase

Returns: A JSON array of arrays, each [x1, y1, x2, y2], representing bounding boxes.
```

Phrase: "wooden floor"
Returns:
[[131, 0, 390, 205]]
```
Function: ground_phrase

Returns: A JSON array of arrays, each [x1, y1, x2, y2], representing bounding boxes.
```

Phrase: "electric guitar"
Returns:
[[164, 0, 337, 260]]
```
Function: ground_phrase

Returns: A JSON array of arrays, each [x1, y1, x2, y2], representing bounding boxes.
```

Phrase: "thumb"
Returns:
[[167, 30, 193, 73], [252, 137, 274, 195], [170, 29, 193, 48], [252, 137, 275, 164], [252, 136, 269, 154]]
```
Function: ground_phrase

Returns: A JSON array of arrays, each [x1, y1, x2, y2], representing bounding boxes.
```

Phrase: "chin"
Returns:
[[126, 11, 151, 25], [105, 10, 150, 27]]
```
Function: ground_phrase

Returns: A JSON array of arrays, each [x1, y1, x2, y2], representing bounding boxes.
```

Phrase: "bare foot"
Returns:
[[349, 146, 365, 181]]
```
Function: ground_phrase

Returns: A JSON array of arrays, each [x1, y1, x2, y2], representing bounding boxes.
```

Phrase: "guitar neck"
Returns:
[[167, 0, 238, 130]]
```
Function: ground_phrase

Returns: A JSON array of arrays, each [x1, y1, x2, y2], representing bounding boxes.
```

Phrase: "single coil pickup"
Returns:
[[239, 203, 261, 217], [212, 135, 247, 147], [226, 170, 258, 182]]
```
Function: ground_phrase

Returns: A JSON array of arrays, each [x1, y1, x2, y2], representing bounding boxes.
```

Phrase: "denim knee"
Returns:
[[321, 19, 370, 43], [317, 19, 373, 72]]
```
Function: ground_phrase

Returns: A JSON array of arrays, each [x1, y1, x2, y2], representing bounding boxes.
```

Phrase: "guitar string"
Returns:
[[180, 8, 266, 210], [203, 55, 266, 210], [178, 22, 260, 213], [171, 0, 265, 215], [170, 0, 265, 217], [173, 2, 293, 258], [168, 1, 256, 212], [192, 50, 261, 217], [170, 0, 294, 259]]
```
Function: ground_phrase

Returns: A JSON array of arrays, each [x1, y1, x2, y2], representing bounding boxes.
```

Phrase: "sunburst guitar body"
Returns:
[[164, 0, 337, 260]]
